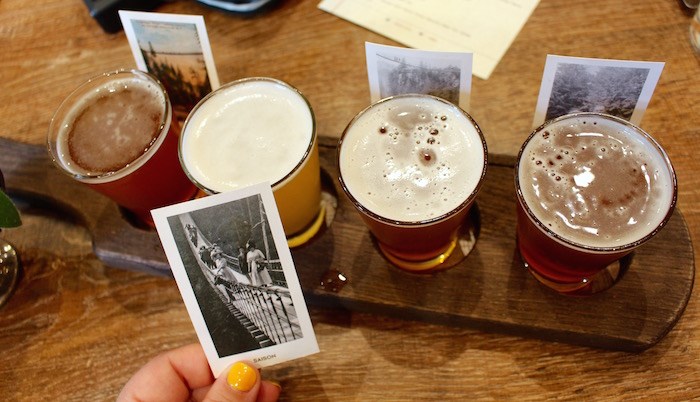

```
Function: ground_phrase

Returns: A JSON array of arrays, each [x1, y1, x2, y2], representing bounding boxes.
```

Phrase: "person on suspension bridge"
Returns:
[[211, 244, 238, 303], [246, 241, 272, 287]]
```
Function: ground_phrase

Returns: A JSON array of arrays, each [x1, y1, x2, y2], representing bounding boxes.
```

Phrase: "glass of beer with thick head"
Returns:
[[47, 69, 198, 227], [338, 94, 488, 272], [179, 77, 323, 247], [515, 112, 677, 295]]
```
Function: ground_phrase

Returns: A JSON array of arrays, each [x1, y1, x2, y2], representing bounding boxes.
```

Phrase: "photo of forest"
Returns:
[[546, 63, 649, 121], [376, 54, 461, 104]]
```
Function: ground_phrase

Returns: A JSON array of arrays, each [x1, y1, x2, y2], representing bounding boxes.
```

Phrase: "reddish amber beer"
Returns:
[[338, 94, 488, 272], [515, 113, 677, 294], [47, 70, 197, 226]]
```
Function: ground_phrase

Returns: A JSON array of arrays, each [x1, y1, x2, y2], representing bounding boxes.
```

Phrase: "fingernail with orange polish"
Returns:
[[227, 362, 258, 392]]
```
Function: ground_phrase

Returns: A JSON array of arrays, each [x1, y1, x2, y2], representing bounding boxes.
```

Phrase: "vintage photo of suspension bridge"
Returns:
[[167, 193, 304, 357]]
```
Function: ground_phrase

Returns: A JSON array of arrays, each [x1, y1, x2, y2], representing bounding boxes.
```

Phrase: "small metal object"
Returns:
[[0, 239, 19, 308]]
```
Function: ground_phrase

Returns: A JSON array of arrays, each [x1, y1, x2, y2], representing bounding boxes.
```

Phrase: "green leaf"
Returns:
[[0, 189, 21, 228]]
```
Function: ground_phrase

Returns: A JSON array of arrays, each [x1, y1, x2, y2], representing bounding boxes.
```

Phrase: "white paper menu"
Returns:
[[318, 0, 540, 80]]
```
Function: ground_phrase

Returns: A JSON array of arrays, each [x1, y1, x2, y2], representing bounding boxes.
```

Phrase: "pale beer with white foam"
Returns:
[[179, 77, 321, 242], [338, 94, 487, 271]]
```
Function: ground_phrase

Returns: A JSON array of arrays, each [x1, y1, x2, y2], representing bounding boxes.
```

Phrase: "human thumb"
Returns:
[[203, 361, 262, 402]]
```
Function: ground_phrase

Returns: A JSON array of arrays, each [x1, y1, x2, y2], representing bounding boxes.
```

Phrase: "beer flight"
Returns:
[[46, 69, 677, 296]]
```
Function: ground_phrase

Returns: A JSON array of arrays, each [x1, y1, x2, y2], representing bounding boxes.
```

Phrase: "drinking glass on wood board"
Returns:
[[47, 69, 198, 228], [178, 77, 324, 247], [337, 94, 488, 272], [515, 112, 677, 295]]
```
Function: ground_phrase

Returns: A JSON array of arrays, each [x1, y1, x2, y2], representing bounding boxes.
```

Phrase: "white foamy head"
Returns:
[[339, 95, 487, 223], [517, 113, 676, 249], [180, 77, 314, 193]]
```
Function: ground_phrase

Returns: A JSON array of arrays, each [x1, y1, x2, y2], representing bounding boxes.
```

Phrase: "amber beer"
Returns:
[[515, 113, 677, 294], [47, 70, 197, 226], [338, 94, 488, 272], [179, 77, 322, 244]]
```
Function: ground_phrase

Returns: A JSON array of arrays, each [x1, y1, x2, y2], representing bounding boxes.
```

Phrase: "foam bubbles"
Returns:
[[519, 115, 675, 248], [181, 79, 313, 192], [340, 96, 485, 222], [57, 76, 165, 177]]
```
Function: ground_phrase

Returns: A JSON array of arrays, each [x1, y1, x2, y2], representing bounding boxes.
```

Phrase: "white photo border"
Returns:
[[119, 10, 220, 90], [365, 42, 473, 111], [151, 183, 319, 377], [532, 55, 664, 128]]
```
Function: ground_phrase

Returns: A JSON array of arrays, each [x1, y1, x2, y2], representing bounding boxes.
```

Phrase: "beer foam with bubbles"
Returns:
[[181, 80, 313, 192], [518, 115, 675, 248], [57, 76, 165, 178], [339, 96, 485, 223]]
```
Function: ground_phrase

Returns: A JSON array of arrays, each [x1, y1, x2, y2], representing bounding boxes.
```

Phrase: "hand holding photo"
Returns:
[[532, 55, 664, 128], [365, 42, 473, 110], [119, 11, 220, 120], [151, 183, 319, 376]]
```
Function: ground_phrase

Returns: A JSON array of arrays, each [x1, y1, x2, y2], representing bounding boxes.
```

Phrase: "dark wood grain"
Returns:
[[1, 136, 692, 352]]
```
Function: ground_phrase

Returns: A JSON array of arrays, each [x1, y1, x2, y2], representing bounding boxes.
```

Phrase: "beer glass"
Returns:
[[47, 69, 198, 227], [691, 6, 700, 52], [338, 94, 488, 272], [179, 77, 323, 247], [515, 113, 677, 295]]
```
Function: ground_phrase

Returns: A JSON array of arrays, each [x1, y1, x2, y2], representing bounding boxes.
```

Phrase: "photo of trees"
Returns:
[[377, 54, 461, 104], [546, 63, 649, 121]]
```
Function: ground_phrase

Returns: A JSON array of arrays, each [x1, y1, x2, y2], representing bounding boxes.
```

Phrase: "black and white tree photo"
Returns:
[[546, 63, 649, 121]]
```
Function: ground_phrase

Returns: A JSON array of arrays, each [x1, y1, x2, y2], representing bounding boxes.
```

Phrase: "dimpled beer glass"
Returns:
[[179, 77, 323, 247], [515, 113, 677, 295], [47, 69, 198, 227], [338, 94, 488, 272]]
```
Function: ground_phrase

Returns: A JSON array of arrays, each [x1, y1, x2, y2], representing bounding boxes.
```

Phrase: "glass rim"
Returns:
[[337, 93, 488, 227], [47, 69, 171, 184], [514, 112, 678, 253], [179, 76, 317, 195]]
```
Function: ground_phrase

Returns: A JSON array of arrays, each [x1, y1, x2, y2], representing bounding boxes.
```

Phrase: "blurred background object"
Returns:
[[196, 0, 277, 13], [82, 0, 164, 33], [691, 7, 700, 52], [0, 169, 21, 309]]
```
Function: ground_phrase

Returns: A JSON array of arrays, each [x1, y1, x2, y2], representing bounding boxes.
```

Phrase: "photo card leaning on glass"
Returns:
[[365, 42, 473, 111], [532, 55, 664, 128], [151, 182, 319, 377], [119, 10, 220, 120]]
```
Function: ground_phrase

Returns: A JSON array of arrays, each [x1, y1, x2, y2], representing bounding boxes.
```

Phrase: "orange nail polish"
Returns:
[[227, 362, 258, 392]]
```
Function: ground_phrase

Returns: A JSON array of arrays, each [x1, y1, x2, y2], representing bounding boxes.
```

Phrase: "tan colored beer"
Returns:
[[338, 94, 487, 271]]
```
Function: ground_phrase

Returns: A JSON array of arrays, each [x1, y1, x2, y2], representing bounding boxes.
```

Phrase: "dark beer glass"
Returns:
[[515, 113, 677, 294], [47, 70, 198, 227]]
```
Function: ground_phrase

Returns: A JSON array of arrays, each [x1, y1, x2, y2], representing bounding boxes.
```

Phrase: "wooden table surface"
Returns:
[[2, 0, 699, 400]]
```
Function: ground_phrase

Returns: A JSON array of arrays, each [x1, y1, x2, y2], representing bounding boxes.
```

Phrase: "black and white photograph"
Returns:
[[365, 42, 472, 110], [119, 11, 220, 119], [532, 55, 664, 128], [152, 183, 318, 377]]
